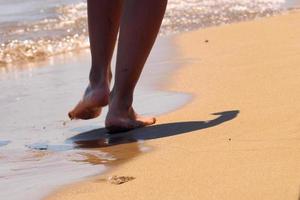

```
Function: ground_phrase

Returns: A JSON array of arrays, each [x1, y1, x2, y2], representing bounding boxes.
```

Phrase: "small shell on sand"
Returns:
[[108, 175, 135, 185]]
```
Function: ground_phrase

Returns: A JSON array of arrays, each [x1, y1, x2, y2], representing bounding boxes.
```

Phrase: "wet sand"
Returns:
[[0, 36, 190, 199], [47, 10, 300, 200]]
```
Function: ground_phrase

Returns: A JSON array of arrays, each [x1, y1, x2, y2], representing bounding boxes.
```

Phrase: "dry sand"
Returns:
[[46, 10, 300, 200]]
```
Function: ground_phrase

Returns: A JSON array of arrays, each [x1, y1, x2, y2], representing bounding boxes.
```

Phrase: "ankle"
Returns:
[[89, 68, 111, 89], [109, 90, 133, 112]]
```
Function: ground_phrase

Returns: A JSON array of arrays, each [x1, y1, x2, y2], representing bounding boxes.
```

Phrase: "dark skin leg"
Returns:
[[105, 0, 168, 132], [68, 0, 123, 120]]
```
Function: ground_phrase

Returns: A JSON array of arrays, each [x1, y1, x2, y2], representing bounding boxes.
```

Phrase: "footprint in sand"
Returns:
[[108, 175, 135, 185]]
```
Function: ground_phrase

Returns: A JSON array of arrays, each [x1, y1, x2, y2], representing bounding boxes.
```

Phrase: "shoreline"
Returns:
[[0, 31, 191, 200], [46, 9, 300, 200], [1, 0, 296, 68]]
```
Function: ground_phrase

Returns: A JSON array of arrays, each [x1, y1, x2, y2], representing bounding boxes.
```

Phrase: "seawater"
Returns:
[[0, 0, 295, 66]]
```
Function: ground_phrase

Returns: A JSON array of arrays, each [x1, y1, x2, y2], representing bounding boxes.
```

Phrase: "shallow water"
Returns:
[[0, 0, 298, 66], [0, 36, 192, 199]]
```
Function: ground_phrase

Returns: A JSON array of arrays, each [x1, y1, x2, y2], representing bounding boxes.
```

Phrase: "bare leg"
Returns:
[[69, 0, 123, 120], [105, 0, 168, 132]]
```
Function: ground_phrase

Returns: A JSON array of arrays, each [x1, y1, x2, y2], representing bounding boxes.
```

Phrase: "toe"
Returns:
[[68, 103, 101, 120], [136, 116, 156, 126], [68, 110, 76, 119], [112, 116, 156, 132], [105, 111, 156, 134]]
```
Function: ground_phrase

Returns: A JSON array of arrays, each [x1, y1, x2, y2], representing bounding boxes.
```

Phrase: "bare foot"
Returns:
[[69, 67, 112, 120], [68, 85, 110, 120], [105, 106, 156, 133]]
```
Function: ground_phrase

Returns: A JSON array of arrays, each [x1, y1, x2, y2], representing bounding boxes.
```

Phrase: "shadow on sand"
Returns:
[[67, 110, 239, 149]]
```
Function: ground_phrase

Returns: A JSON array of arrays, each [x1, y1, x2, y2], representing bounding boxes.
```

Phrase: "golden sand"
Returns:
[[46, 10, 300, 200]]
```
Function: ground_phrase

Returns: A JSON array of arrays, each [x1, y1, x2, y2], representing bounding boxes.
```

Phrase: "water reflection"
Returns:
[[0, 110, 239, 200]]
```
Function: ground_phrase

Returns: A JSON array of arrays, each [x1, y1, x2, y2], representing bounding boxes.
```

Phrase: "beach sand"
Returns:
[[46, 10, 300, 200]]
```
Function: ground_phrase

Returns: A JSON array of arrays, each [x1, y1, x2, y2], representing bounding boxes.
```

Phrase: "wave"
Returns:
[[0, 0, 285, 67]]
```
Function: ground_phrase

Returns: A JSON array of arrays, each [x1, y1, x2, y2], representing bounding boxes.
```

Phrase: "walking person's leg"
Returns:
[[69, 0, 123, 120], [105, 0, 168, 132]]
